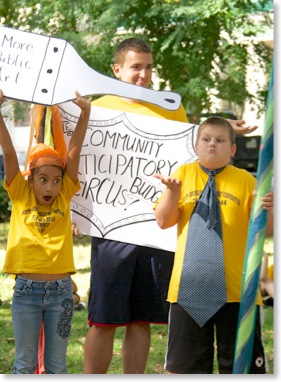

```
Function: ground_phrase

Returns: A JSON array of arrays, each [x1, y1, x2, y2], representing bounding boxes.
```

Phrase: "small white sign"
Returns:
[[0, 26, 181, 110]]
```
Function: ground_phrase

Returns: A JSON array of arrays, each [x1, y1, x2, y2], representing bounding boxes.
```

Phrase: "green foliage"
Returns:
[[12, 102, 30, 124], [0, 181, 11, 223], [0, 0, 273, 121]]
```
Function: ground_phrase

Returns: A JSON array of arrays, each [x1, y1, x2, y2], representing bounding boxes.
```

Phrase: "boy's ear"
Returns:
[[230, 143, 237, 158]]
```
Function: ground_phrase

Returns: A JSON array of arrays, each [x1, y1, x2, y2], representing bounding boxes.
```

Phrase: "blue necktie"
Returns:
[[177, 164, 227, 327]]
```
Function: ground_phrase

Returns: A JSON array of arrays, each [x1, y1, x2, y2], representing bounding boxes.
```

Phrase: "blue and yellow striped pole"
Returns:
[[233, 62, 273, 374]]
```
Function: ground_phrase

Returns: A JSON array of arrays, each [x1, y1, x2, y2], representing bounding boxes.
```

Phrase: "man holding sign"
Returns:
[[83, 38, 188, 374], [83, 37, 258, 374]]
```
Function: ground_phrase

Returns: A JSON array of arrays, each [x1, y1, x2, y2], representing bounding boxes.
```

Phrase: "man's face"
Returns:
[[112, 50, 153, 88]]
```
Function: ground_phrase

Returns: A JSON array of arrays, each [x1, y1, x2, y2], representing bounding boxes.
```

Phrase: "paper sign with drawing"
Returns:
[[61, 102, 198, 252], [0, 26, 198, 252]]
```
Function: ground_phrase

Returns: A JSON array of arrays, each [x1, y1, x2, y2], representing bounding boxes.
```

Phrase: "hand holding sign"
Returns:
[[0, 26, 181, 110]]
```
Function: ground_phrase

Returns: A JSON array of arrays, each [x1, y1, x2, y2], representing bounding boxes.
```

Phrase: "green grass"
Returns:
[[0, 223, 274, 374]]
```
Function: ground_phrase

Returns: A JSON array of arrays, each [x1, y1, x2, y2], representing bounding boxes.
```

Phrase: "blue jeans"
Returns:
[[11, 276, 73, 374]]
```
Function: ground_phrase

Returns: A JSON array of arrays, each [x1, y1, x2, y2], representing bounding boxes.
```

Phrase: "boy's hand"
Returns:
[[153, 173, 182, 191], [262, 191, 273, 211]]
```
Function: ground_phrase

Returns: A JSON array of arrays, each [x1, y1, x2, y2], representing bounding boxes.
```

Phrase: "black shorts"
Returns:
[[165, 303, 266, 374], [88, 237, 174, 326]]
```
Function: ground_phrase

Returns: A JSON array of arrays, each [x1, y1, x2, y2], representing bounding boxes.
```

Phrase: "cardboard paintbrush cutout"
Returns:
[[0, 26, 181, 110]]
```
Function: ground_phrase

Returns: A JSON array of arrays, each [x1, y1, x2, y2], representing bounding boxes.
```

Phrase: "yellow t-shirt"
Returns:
[[92, 95, 188, 123], [3, 171, 80, 275], [154, 162, 262, 305]]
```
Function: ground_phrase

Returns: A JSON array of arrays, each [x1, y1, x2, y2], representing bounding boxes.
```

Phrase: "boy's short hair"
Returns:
[[114, 38, 152, 65], [196, 116, 236, 145]]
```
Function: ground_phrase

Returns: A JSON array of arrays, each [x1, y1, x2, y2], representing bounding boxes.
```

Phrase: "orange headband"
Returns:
[[26, 143, 65, 174]]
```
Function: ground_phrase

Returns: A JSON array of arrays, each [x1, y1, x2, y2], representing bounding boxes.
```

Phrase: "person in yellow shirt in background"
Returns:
[[84, 37, 259, 374]]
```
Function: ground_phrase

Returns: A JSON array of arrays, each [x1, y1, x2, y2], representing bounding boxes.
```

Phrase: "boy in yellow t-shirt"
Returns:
[[153, 116, 273, 374]]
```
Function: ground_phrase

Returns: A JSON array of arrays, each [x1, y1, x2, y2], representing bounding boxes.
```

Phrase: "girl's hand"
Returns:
[[0, 89, 6, 108], [72, 91, 91, 112]]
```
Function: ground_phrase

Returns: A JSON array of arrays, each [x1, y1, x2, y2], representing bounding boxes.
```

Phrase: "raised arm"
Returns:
[[153, 173, 182, 229], [65, 91, 91, 182], [0, 90, 20, 186]]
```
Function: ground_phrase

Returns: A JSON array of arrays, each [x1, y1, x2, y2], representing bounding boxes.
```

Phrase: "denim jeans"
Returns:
[[11, 275, 73, 374]]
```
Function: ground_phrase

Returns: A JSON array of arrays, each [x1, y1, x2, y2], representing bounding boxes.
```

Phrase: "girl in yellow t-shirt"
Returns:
[[0, 89, 90, 374]]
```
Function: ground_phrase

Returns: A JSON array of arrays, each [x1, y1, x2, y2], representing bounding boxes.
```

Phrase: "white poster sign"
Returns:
[[61, 102, 198, 252]]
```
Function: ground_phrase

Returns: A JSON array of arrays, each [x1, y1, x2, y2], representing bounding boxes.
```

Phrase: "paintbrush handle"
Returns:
[[0, 27, 181, 110]]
